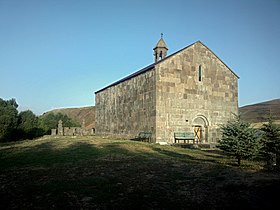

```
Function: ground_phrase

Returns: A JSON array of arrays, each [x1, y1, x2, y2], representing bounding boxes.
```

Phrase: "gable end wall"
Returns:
[[155, 42, 238, 143]]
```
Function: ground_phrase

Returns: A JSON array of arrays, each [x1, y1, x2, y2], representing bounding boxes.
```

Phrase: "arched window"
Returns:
[[198, 65, 202, 82], [159, 51, 163, 59]]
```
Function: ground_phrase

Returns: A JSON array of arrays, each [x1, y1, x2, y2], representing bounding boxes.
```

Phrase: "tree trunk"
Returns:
[[237, 158, 241, 166], [276, 153, 280, 171]]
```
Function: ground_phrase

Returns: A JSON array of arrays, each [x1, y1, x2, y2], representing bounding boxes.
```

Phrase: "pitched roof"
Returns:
[[95, 41, 239, 94], [95, 63, 155, 93]]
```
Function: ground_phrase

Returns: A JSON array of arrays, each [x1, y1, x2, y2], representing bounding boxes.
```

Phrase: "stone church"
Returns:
[[95, 37, 239, 144]]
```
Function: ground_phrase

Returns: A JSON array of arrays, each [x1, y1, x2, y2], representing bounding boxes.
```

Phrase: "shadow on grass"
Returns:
[[1, 138, 279, 210], [0, 139, 134, 169], [152, 147, 232, 166]]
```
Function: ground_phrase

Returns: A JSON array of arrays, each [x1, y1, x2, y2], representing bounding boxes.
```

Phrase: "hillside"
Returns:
[[240, 99, 280, 123], [44, 98, 280, 130], [45, 106, 95, 129]]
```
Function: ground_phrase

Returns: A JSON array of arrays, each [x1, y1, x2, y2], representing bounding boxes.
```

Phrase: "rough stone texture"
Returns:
[[95, 41, 238, 144], [95, 69, 156, 140], [55, 120, 94, 136], [155, 42, 238, 143], [58, 120, 63, 136], [51, 129, 57, 136]]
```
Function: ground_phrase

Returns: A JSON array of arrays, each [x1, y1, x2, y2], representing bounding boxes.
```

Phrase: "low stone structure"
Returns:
[[51, 120, 95, 136], [58, 120, 63, 135], [51, 129, 57, 135]]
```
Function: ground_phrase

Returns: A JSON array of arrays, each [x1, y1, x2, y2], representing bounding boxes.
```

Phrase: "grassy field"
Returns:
[[1, 136, 279, 209], [251, 120, 280, 128]]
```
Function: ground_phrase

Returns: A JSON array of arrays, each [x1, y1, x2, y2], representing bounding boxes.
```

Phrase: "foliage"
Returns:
[[39, 112, 80, 134], [218, 114, 261, 166], [260, 117, 280, 167], [0, 98, 45, 141], [0, 98, 19, 141], [17, 110, 44, 139], [18, 110, 38, 131], [260, 117, 280, 154], [0, 98, 80, 141]]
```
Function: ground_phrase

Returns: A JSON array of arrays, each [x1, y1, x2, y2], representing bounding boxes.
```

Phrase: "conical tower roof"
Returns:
[[153, 37, 168, 50]]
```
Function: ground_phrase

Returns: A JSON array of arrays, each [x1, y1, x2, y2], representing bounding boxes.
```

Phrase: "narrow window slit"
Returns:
[[198, 65, 202, 82]]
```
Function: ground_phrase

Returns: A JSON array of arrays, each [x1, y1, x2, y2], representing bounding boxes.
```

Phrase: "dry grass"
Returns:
[[1, 136, 279, 209], [251, 120, 280, 128]]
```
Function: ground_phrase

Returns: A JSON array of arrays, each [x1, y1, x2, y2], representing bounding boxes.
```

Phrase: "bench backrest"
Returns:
[[174, 132, 195, 138], [139, 132, 152, 138]]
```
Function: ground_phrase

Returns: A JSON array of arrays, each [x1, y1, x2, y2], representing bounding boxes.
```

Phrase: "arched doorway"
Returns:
[[192, 115, 209, 143]]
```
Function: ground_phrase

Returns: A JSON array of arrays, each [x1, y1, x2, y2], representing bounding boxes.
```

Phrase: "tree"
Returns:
[[218, 114, 261, 166], [0, 98, 81, 141], [0, 98, 19, 141], [18, 110, 44, 139], [39, 112, 80, 134], [260, 117, 280, 168], [18, 110, 38, 131]]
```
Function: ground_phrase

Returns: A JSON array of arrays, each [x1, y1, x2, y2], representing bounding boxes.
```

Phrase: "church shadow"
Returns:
[[152, 147, 234, 166]]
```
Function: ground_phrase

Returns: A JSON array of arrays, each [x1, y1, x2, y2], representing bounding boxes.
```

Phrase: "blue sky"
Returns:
[[0, 0, 279, 115]]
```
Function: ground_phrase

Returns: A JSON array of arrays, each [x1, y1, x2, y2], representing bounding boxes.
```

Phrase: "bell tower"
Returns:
[[153, 33, 168, 62]]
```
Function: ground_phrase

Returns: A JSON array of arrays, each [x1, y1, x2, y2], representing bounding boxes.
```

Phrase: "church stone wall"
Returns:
[[155, 42, 238, 143], [95, 41, 238, 144], [95, 69, 156, 140]]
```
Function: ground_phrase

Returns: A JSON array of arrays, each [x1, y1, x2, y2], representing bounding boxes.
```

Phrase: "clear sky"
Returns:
[[0, 0, 279, 115]]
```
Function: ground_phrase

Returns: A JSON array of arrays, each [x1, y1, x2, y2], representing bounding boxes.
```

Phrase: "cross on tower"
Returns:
[[153, 33, 168, 62]]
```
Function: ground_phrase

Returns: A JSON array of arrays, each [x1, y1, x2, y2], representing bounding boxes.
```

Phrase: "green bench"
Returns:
[[135, 131, 152, 142], [174, 132, 195, 144]]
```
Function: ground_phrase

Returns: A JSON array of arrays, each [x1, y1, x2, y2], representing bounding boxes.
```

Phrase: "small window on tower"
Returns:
[[198, 65, 202, 82]]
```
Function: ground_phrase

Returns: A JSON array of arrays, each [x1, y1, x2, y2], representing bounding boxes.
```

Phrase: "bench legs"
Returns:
[[139, 137, 151, 143], [174, 139, 195, 144]]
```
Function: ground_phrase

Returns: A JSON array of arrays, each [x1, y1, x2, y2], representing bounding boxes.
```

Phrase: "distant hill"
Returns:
[[239, 99, 280, 123], [45, 106, 95, 129], [44, 99, 279, 130]]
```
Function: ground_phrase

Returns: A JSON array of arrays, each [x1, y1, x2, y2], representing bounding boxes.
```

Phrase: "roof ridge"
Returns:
[[154, 41, 199, 65], [155, 40, 239, 78], [95, 40, 239, 94], [197, 41, 239, 79], [95, 63, 155, 93]]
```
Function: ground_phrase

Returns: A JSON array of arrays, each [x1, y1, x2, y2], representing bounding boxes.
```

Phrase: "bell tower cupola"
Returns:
[[153, 33, 168, 63]]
